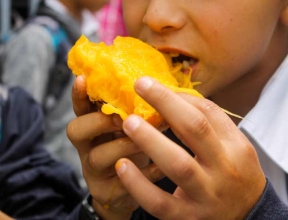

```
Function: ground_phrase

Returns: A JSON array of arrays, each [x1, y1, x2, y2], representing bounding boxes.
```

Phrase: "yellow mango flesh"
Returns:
[[68, 35, 202, 127]]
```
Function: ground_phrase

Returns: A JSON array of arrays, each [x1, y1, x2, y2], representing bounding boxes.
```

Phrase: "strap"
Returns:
[[0, 84, 8, 105], [36, 4, 81, 43], [0, 84, 8, 143]]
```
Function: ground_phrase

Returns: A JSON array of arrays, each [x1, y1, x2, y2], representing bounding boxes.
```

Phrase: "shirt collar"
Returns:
[[239, 54, 288, 173]]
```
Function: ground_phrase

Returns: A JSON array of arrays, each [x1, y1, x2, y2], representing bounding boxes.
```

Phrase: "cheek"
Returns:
[[122, 0, 148, 37], [193, 31, 270, 97], [199, 0, 281, 62], [196, 6, 280, 90]]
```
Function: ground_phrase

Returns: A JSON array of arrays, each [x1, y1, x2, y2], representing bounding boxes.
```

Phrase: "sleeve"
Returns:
[[246, 178, 288, 220], [2, 24, 55, 103], [65, 204, 82, 220], [0, 86, 85, 220], [130, 177, 288, 220]]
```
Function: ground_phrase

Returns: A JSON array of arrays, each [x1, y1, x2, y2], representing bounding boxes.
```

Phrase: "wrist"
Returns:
[[81, 194, 102, 220], [91, 196, 133, 220]]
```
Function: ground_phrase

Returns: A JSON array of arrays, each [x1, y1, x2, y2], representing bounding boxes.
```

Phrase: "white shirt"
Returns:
[[239, 55, 288, 205]]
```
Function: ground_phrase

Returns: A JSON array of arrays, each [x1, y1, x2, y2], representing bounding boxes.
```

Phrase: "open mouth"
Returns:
[[171, 53, 197, 66], [157, 51, 200, 88], [168, 52, 198, 74]]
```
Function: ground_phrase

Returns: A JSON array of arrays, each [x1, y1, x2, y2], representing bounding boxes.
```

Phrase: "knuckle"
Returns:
[[244, 143, 259, 160], [148, 196, 170, 217], [199, 98, 219, 115], [153, 85, 172, 104], [66, 119, 78, 142], [88, 149, 103, 171], [174, 157, 195, 180], [185, 113, 210, 136]]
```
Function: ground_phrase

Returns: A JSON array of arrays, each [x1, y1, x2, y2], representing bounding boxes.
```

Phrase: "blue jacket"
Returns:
[[0, 85, 85, 219]]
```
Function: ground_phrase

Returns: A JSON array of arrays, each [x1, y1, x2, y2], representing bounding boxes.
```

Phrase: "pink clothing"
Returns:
[[95, 0, 128, 45]]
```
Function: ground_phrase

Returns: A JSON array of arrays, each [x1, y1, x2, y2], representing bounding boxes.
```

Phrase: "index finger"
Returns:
[[134, 76, 224, 163]]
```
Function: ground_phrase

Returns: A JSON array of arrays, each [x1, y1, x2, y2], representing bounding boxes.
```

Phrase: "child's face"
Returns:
[[122, 0, 288, 97]]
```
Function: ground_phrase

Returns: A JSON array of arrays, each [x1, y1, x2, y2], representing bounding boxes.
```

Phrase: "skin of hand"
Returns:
[[115, 76, 267, 220], [67, 75, 164, 220], [0, 212, 14, 220]]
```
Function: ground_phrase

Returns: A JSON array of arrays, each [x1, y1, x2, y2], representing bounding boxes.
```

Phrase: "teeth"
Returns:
[[182, 59, 197, 69], [169, 52, 179, 57], [182, 60, 190, 69]]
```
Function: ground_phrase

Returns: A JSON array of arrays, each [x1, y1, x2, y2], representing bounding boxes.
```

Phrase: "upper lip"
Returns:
[[156, 46, 198, 62]]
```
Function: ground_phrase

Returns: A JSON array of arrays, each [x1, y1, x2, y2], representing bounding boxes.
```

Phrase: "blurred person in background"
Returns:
[[95, 0, 128, 45], [1, 0, 110, 188], [0, 83, 110, 219]]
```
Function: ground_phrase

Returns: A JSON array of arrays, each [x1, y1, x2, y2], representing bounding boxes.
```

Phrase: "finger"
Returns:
[[134, 77, 224, 164], [72, 75, 97, 117], [177, 93, 241, 141], [91, 162, 165, 210], [122, 115, 207, 194], [87, 137, 144, 174], [158, 120, 170, 132], [67, 113, 123, 156], [88, 175, 137, 212], [116, 158, 184, 220], [141, 163, 165, 183]]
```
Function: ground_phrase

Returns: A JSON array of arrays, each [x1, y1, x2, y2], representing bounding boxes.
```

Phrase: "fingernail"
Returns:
[[136, 77, 153, 91], [115, 160, 127, 175], [158, 121, 170, 132], [76, 75, 85, 85], [124, 115, 141, 131]]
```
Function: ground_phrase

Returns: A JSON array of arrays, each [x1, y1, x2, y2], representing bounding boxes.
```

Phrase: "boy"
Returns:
[[67, 0, 288, 219]]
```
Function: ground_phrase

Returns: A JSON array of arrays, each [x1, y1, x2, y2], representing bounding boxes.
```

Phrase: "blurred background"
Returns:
[[0, 0, 128, 45], [0, 0, 42, 42], [0, 0, 128, 189]]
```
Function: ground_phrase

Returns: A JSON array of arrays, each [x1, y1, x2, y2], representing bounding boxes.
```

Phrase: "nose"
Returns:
[[143, 0, 186, 33]]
